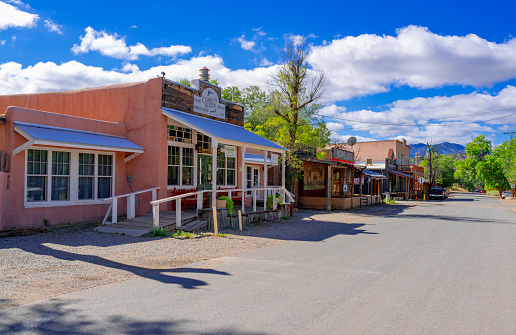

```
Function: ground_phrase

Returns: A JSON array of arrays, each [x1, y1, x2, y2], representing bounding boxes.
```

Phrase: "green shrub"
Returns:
[[173, 230, 198, 239], [150, 228, 169, 237], [266, 192, 283, 209], [217, 195, 234, 215]]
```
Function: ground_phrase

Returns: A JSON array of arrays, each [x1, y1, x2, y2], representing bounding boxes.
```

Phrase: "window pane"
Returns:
[[27, 176, 46, 202], [226, 169, 235, 185], [227, 157, 235, 169], [98, 177, 112, 199], [217, 169, 225, 185], [168, 166, 179, 185], [168, 146, 179, 165], [182, 147, 193, 166], [78, 177, 93, 200], [98, 155, 113, 176], [51, 176, 69, 200], [182, 167, 192, 185]]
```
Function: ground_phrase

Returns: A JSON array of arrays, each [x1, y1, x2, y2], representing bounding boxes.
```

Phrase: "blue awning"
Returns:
[[245, 153, 276, 165], [162, 108, 286, 152], [389, 170, 414, 179], [363, 169, 387, 179], [14, 122, 144, 153]]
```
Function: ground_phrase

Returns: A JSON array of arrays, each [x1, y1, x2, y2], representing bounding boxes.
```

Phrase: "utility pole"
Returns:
[[504, 131, 516, 141], [427, 143, 433, 187]]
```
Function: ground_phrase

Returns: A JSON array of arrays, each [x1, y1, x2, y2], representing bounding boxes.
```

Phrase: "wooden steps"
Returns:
[[179, 220, 207, 232]]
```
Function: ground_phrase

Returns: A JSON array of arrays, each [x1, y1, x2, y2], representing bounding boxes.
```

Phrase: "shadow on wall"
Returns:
[[0, 300, 269, 335]]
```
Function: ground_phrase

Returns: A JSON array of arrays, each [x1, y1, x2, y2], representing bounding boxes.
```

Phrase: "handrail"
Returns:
[[103, 186, 160, 201], [150, 186, 294, 230], [102, 187, 160, 225]]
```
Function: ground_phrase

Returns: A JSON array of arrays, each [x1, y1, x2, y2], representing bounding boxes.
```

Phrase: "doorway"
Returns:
[[198, 155, 213, 190], [246, 166, 261, 198]]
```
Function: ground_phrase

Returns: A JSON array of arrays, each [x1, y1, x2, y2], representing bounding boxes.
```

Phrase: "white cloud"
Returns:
[[259, 58, 273, 66], [291, 35, 305, 46], [326, 122, 344, 131], [330, 132, 377, 143], [0, 1, 38, 30], [71, 27, 191, 60], [235, 34, 256, 51], [0, 55, 277, 95], [0, 40, 5, 45], [310, 25, 516, 102], [325, 86, 516, 144], [44, 19, 62, 35]]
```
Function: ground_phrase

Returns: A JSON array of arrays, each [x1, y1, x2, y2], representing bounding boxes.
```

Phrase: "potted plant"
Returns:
[[217, 195, 234, 216], [266, 192, 283, 209]]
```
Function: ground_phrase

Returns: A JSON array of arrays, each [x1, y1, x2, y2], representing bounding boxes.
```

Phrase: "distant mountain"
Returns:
[[410, 142, 465, 157]]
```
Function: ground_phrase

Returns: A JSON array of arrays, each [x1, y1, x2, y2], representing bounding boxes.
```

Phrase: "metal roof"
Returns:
[[14, 122, 144, 153], [245, 153, 275, 165], [389, 170, 414, 179], [363, 169, 387, 179], [162, 108, 286, 152]]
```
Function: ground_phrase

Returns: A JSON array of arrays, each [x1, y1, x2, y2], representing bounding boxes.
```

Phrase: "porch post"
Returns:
[[282, 152, 286, 203], [241, 146, 246, 213], [264, 149, 268, 211], [359, 169, 363, 197], [326, 165, 331, 211], [212, 139, 218, 207]]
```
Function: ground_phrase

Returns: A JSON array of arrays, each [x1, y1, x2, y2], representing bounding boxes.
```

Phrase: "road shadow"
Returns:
[[0, 300, 267, 335], [9, 242, 230, 289], [380, 212, 515, 225]]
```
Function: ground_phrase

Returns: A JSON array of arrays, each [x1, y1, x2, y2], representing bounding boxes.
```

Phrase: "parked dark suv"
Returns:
[[428, 187, 448, 200]]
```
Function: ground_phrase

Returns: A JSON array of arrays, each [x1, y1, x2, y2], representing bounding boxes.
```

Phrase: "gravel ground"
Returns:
[[0, 205, 401, 310]]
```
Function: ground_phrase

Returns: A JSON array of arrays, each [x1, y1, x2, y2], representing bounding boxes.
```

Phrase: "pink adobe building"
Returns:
[[0, 72, 287, 232]]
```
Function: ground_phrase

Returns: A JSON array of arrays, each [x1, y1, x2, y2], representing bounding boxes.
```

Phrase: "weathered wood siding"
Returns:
[[161, 78, 244, 126]]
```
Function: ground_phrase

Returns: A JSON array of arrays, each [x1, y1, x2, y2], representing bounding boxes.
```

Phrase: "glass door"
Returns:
[[198, 155, 212, 190], [245, 166, 261, 198]]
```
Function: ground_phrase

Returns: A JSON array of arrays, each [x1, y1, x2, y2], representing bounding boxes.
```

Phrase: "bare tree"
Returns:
[[269, 36, 326, 150]]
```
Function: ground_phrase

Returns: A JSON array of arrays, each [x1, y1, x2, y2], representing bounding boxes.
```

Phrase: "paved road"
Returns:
[[2, 193, 515, 334]]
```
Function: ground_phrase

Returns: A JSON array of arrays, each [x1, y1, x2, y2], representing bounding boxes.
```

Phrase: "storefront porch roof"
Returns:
[[389, 170, 414, 179], [363, 169, 387, 179], [13, 121, 144, 155], [162, 108, 286, 152]]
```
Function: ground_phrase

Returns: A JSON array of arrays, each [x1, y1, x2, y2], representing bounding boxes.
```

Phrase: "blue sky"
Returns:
[[2, 0, 516, 146]]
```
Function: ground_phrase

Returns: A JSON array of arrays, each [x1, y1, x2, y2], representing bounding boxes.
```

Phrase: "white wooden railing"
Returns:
[[101, 187, 160, 225], [150, 186, 295, 230]]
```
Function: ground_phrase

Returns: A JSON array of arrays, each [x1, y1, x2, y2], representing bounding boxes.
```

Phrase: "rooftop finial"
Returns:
[[199, 67, 210, 81]]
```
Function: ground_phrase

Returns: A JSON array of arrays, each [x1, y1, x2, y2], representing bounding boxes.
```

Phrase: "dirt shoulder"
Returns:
[[0, 204, 403, 310]]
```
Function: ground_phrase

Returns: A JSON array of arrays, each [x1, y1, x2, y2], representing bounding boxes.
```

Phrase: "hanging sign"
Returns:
[[193, 88, 225, 119], [418, 177, 425, 184], [271, 153, 278, 165], [225, 145, 236, 158]]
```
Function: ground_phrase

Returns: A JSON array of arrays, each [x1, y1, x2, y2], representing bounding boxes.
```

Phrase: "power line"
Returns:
[[319, 108, 516, 130]]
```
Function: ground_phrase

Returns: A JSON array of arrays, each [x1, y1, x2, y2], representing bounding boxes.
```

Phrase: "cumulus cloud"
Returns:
[[325, 86, 516, 144], [310, 25, 516, 102], [71, 27, 191, 60], [44, 19, 62, 34], [0, 55, 277, 95], [235, 34, 256, 51], [0, 1, 38, 30]]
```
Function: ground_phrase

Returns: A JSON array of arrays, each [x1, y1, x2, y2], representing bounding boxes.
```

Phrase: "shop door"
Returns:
[[198, 155, 213, 190], [246, 166, 261, 198], [332, 168, 342, 197]]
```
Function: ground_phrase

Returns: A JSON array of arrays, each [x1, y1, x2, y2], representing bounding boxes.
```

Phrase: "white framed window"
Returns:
[[217, 148, 236, 186], [25, 147, 115, 207], [167, 145, 195, 187]]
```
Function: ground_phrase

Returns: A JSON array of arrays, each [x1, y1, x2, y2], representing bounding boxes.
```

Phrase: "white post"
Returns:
[[111, 198, 118, 223], [212, 139, 218, 208], [152, 188, 157, 202], [128, 194, 136, 220], [264, 150, 268, 211], [176, 197, 182, 228], [241, 146, 246, 214], [253, 189, 257, 212], [282, 152, 286, 204], [197, 192, 203, 210], [152, 203, 159, 230]]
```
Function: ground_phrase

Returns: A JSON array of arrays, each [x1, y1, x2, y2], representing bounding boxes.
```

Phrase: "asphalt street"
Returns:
[[1, 192, 515, 334]]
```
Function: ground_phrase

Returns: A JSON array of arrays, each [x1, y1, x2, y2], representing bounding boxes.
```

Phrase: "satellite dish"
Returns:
[[347, 137, 357, 146]]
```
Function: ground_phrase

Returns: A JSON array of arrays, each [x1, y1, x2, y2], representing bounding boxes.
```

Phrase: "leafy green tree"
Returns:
[[179, 78, 191, 87], [421, 152, 456, 188], [476, 152, 509, 195], [221, 86, 242, 103], [454, 135, 491, 190]]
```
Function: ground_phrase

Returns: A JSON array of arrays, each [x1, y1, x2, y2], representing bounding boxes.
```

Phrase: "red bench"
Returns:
[[172, 187, 199, 212], [217, 187, 243, 205]]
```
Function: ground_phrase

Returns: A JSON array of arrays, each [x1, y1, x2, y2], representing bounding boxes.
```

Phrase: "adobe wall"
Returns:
[[0, 78, 166, 229], [347, 140, 410, 163]]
